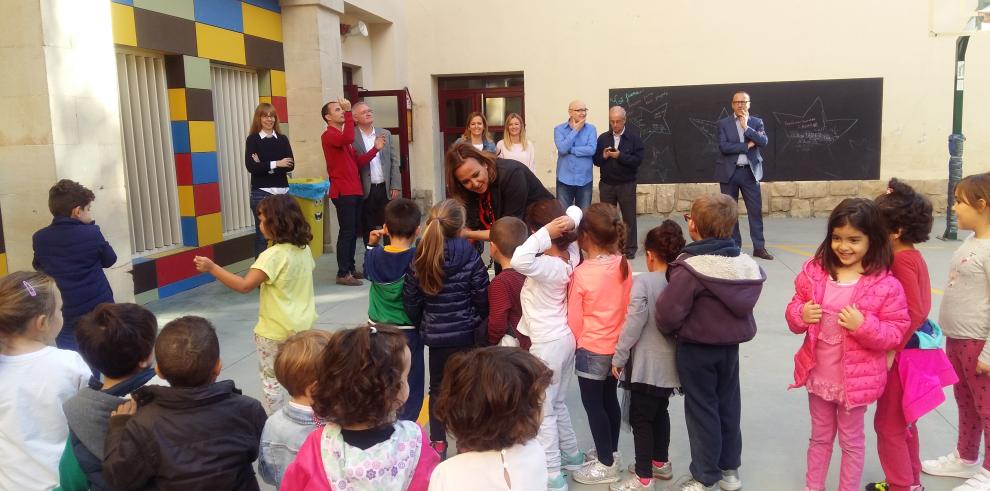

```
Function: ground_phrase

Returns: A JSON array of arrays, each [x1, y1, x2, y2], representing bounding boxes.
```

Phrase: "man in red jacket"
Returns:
[[321, 97, 384, 286]]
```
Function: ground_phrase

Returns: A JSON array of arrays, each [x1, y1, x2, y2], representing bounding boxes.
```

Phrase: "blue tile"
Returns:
[[171, 121, 190, 153], [242, 0, 280, 12], [194, 0, 243, 32], [190, 152, 219, 184], [112, 0, 134, 5], [181, 217, 198, 246], [158, 273, 214, 298]]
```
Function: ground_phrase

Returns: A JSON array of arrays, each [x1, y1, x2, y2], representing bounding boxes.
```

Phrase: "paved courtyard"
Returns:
[[147, 216, 971, 490]]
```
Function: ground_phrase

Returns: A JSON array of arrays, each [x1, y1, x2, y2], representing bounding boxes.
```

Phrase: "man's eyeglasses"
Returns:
[[570, 108, 588, 113], [683, 213, 691, 222], [732, 100, 750, 105]]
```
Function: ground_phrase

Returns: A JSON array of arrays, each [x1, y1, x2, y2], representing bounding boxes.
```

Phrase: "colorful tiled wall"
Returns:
[[110, 0, 286, 303]]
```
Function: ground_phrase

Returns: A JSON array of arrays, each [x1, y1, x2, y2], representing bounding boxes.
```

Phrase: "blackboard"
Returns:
[[608, 78, 883, 183]]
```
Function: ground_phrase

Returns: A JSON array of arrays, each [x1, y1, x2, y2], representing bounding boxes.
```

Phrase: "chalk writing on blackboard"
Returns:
[[629, 102, 671, 142], [773, 97, 858, 153], [689, 108, 731, 144]]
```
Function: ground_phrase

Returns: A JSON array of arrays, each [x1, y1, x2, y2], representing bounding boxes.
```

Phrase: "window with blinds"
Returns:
[[211, 65, 259, 235], [115, 50, 181, 254]]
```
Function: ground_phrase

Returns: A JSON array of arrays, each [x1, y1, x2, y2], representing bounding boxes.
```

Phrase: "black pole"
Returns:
[[943, 36, 970, 241]]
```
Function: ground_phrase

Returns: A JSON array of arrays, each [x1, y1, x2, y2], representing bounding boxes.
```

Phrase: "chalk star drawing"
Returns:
[[773, 97, 858, 153], [628, 102, 671, 143], [689, 108, 731, 144]]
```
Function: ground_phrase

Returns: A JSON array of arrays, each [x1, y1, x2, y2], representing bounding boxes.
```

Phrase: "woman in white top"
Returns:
[[453, 112, 496, 153], [496, 113, 536, 173]]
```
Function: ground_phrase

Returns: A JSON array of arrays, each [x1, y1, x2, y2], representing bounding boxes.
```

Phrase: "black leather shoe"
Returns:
[[753, 248, 774, 260]]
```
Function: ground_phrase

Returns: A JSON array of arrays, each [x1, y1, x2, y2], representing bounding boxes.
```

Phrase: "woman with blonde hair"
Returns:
[[453, 112, 496, 153], [244, 103, 294, 256], [496, 112, 536, 172]]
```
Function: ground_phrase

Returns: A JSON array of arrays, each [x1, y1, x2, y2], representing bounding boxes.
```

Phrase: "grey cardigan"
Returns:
[[613, 271, 680, 390]]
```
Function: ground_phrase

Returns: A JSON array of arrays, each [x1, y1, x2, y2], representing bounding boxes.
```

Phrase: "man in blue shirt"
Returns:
[[554, 100, 597, 209]]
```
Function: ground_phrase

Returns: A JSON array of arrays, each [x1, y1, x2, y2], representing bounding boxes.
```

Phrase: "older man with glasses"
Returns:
[[593, 105, 644, 259], [554, 100, 598, 209]]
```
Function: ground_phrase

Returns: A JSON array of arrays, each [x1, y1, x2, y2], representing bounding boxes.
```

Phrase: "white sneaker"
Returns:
[[922, 450, 981, 478], [663, 476, 718, 491], [610, 475, 655, 490], [955, 468, 990, 491], [718, 469, 742, 491], [573, 459, 622, 484]]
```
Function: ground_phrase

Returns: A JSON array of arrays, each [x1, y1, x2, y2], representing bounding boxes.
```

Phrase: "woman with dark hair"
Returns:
[[445, 143, 553, 245], [244, 103, 295, 256], [453, 112, 496, 153]]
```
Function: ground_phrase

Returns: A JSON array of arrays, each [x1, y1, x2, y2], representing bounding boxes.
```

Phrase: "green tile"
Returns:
[[135, 288, 160, 305], [183, 56, 211, 90], [134, 0, 194, 20], [278, 122, 289, 137], [227, 257, 255, 274], [258, 70, 272, 96]]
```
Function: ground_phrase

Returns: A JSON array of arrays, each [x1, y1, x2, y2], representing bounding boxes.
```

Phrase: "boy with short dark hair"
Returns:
[[487, 216, 532, 349], [656, 193, 766, 491], [363, 198, 424, 421], [102, 316, 267, 490], [32, 179, 117, 352], [59, 303, 164, 491]]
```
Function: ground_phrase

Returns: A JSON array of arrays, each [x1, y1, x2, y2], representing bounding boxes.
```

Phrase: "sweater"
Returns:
[[244, 132, 293, 189], [464, 159, 553, 232], [487, 268, 531, 349], [939, 235, 990, 364], [568, 254, 633, 355], [495, 140, 536, 173], [591, 127, 645, 184], [428, 439, 548, 490], [322, 112, 379, 198], [33, 216, 117, 324], [613, 271, 680, 392], [365, 245, 417, 326], [785, 259, 910, 409], [890, 249, 932, 346]]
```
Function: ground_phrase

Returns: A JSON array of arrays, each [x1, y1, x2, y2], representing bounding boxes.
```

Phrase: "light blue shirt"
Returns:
[[258, 402, 319, 488], [554, 121, 598, 186], [735, 119, 750, 166]]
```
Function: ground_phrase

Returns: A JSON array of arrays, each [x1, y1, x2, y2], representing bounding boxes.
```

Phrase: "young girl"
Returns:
[[922, 172, 990, 491], [281, 324, 439, 490], [511, 199, 585, 491], [403, 199, 489, 459], [430, 346, 552, 490], [194, 194, 317, 411], [569, 202, 634, 485], [496, 113, 536, 172], [0, 272, 91, 490], [611, 220, 686, 490], [785, 198, 909, 491], [867, 179, 937, 491]]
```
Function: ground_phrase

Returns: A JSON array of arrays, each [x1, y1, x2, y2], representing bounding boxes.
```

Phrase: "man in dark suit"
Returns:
[[593, 106, 644, 259], [716, 91, 773, 260], [353, 101, 402, 246]]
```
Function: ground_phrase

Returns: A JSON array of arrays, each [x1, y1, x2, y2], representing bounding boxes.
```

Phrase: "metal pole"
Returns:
[[943, 35, 970, 240]]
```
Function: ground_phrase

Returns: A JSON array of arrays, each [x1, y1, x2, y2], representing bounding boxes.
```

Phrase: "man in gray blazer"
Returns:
[[353, 101, 403, 245]]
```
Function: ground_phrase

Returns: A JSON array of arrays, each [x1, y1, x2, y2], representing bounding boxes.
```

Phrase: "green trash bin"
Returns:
[[287, 178, 329, 258]]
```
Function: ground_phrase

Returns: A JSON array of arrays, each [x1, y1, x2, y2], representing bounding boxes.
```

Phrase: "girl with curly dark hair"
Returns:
[[193, 194, 317, 411], [281, 324, 439, 490]]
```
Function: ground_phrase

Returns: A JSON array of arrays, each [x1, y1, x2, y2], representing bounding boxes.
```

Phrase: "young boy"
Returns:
[[102, 316, 267, 490], [259, 329, 333, 488], [487, 216, 532, 349], [59, 303, 165, 491], [32, 179, 117, 352], [363, 198, 424, 421], [655, 194, 766, 491]]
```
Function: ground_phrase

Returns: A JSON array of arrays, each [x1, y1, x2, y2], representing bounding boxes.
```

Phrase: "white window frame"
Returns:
[[211, 64, 260, 236]]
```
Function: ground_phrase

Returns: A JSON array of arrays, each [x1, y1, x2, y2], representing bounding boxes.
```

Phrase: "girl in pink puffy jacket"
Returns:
[[785, 198, 910, 491]]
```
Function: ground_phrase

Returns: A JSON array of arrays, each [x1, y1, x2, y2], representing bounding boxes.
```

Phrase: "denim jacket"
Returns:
[[259, 402, 320, 488]]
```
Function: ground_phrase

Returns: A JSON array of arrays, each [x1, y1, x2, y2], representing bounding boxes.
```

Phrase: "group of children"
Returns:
[[3, 172, 990, 491]]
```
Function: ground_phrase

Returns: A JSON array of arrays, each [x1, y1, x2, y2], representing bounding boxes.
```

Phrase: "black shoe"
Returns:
[[753, 248, 774, 260], [352, 270, 365, 280], [864, 481, 890, 491]]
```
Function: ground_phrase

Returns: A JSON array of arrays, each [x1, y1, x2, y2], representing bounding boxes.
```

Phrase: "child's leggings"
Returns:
[[805, 393, 867, 491], [254, 334, 284, 412], [578, 376, 621, 466], [874, 356, 921, 491], [629, 390, 672, 479], [947, 337, 990, 471], [530, 335, 580, 474], [427, 345, 471, 443]]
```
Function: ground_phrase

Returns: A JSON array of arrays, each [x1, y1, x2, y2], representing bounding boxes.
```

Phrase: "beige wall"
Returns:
[[400, 0, 990, 201]]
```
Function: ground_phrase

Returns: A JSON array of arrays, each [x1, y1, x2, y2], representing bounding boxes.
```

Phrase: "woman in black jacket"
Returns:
[[244, 103, 294, 256]]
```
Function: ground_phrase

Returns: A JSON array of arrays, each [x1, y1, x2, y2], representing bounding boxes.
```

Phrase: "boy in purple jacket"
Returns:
[[32, 180, 117, 352], [656, 194, 766, 491]]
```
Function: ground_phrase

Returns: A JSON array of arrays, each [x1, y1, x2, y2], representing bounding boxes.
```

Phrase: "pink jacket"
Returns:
[[898, 349, 958, 423], [280, 424, 439, 490], [785, 259, 910, 408]]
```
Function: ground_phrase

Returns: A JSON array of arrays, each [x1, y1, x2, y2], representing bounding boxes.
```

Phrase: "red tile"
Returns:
[[175, 153, 193, 185], [155, 246, 214, 286], [271, 96, 288, 123], [193, 182, 221, 215]]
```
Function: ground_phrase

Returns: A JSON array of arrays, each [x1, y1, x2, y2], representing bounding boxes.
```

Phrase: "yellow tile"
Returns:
[[167, 88, 187, 121], [110, 3, 137, 47], [270, 70, 286, 97], [259, 96, 272, 105], [178, 186, 196, 216], [195, 23, 245, 66], [196, 213, 223, 246], [242, 3, 283, 42], [188, 121, 216, 152]]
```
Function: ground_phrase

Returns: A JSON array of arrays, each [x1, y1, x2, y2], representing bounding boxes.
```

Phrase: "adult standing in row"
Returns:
[[554, 100, 597, 209], [716, 91, 773, 260], [353, 101, 402, 246], [496, 113, 535, 173], [244, 103, 294, 256], [321, 97, 385, 286], [454, 112, 496, 153], [593, 106, 644, 260]]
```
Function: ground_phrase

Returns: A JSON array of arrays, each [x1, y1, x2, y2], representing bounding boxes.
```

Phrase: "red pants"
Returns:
[[874, 357, 921, 491], [947, 337, 990, 471]]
